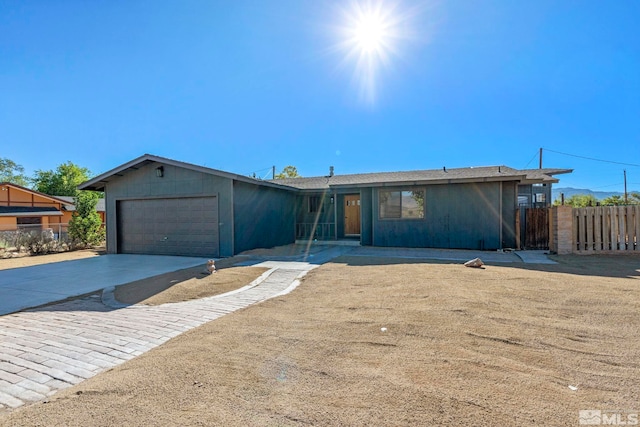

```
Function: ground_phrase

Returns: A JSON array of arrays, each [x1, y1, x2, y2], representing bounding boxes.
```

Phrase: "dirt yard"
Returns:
[[0, 248, 104, 270], [113, 258, 268, 306], [1, 254, 639, 426]]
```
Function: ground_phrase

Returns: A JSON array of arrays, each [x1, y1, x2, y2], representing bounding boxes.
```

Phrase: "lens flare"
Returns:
[[335, 0, 409, 105]]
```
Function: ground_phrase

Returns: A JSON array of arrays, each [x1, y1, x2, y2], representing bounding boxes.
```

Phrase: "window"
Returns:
[[17, 217, 42, 232], [379, 190, 424, 219], [308, 196, 324, 213]]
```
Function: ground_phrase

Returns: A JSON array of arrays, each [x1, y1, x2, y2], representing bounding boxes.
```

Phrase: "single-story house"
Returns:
[[0, 182, 105, 234], [79, 154, 571, 257]]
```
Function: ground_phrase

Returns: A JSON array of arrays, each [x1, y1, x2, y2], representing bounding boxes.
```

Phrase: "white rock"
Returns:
[[464, 258, 484, 268]]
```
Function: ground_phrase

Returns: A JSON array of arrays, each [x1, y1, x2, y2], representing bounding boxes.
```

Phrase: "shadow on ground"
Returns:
[[330, 253, 640, 280]]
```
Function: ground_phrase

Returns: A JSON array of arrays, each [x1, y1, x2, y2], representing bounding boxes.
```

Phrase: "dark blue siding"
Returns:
[[233, 181, 296, 254], [372, 182, 513, 250], [105, 161, 234, 256], [360, 189, 373, 245]]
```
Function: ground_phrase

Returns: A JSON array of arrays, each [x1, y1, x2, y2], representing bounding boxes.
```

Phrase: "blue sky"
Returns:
[[1, 0, 639, 192]]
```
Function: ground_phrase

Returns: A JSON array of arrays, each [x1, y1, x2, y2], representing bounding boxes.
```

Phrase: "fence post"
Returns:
[[551, 205, 573, 255]]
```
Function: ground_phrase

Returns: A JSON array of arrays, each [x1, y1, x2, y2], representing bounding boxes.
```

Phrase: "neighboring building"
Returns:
[[0, 182, 105, 235], [79, 154, 571, 257], [55, 196, 106, 223]]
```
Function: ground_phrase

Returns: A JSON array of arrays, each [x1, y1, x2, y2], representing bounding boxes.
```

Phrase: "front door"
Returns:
[[344, 194, 361, 235]]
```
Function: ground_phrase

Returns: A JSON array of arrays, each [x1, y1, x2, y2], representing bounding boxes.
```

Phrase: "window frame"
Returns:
[[308, 195, 325, 214], [378, 188, 425, 220]]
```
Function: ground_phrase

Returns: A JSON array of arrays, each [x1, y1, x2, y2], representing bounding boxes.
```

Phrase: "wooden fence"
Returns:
[[573, 206, 640, 253], [524, 208, 549, 250]]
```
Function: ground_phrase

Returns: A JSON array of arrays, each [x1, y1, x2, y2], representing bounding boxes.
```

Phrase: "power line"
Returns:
[[523, 150, 539, 168], [543, 148, 640, 167]]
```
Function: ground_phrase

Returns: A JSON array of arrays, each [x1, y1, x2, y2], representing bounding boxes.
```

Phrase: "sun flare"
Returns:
[[353, 13, 387, 53], [336, 0, 409, 105]]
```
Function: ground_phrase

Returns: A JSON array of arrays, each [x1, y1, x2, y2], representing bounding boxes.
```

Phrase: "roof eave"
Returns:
[[327, 175, 528, 189], [78, 154, 300, 192], [0, 211, 63, 217], [0, 182, 74, 205]]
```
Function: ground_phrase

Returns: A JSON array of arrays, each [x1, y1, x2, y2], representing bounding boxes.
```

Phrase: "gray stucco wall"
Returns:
[[233, 181, 296, 254], [104, 161, 234, 256], [372, 181, 516, 250]]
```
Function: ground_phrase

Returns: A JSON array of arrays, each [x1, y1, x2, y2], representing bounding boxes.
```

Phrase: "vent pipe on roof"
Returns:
[[329, 166, 334, 177], [498, 166, 501, 173], [443, 166, 447, 172]]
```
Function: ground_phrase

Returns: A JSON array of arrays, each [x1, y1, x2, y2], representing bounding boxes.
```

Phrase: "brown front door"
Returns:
[[344, 194, 361, 235]]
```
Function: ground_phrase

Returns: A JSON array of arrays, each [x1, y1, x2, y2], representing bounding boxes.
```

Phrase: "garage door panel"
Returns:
[[117, 197, 219, 257]]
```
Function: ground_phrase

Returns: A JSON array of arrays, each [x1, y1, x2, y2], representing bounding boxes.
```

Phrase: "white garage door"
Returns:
[[117, 197, 219, 257]]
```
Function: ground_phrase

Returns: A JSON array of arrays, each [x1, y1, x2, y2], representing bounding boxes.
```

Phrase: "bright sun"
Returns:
[[337, 0, 406, 105], [354, 14, 387, 53]]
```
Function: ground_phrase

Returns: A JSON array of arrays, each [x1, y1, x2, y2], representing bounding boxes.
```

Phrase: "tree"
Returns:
[[0, 158, 29, 186], [274, 166, 301, 179], [553, 194, 598, 207], [32, 161, 91, 196], [68, 191, 105, 247], [601, 195, 625, 206]]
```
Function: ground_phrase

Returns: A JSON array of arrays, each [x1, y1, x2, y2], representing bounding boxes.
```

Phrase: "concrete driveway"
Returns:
[[0, 255, 208, 316]]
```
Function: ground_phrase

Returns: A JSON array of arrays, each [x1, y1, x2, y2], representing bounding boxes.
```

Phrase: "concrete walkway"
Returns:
[[0, 255, 209, 316], [0, 246, 353, 411]]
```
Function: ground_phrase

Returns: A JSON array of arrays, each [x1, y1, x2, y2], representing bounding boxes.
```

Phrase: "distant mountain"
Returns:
[[552, 187, 639, 202]]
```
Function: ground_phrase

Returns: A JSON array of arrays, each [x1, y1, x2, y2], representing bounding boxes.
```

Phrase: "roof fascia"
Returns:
[[327, 175, 528, 189], [0, 182, 72, 205], [78, 154, 299, 193]]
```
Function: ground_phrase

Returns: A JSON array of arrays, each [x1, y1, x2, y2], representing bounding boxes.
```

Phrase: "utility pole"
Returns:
[[624, 169, 628, 204], [539, 148, 543, 169]]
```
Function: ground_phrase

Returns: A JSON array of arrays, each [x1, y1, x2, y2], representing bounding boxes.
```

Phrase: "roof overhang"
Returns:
[[0, 183, 73, 205], [78, 154, 298, 192], [0, 211, 63, 217], [328, 175, 527, 189]]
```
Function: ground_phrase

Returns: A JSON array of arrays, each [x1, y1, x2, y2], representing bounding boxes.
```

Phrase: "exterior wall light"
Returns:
[[156, 166, 164, 178]]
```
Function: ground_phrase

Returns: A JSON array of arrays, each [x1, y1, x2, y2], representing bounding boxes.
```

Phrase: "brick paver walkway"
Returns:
[[0, 265, 310, 411]]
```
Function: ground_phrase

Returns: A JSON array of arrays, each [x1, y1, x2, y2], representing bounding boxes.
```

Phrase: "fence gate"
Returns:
[[523, 208, 549, 249]]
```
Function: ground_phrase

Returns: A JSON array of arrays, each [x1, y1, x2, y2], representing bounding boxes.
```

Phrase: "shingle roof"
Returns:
[[270, 166, 572, 190], [56, 196, 106, 212], [0, 206, 63, 216], [78, 154, 297, 192], [520, 168, 573, 183]]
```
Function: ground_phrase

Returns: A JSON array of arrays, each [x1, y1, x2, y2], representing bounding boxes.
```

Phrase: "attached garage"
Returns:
[[116, 197, 219, 257], [79, 154, 297, 257]]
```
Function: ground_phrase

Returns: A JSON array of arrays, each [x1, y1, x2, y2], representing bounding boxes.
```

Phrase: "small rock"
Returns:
[[381, 327, 387, 332], [568, 385, 578, 391], [464, 258, 484, 268]]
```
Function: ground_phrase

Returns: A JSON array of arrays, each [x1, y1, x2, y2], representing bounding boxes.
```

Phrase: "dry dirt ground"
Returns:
[[113, 258, 268, 306], [0, 248, 104, 270], [1, 253, 640, 426]]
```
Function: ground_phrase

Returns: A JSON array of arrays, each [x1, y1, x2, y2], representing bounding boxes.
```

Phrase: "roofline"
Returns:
[[78, 154, 299, 192], [327, 174, 527, 189], [0, 182, 73, 205], [0, 211, 63, 217]]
